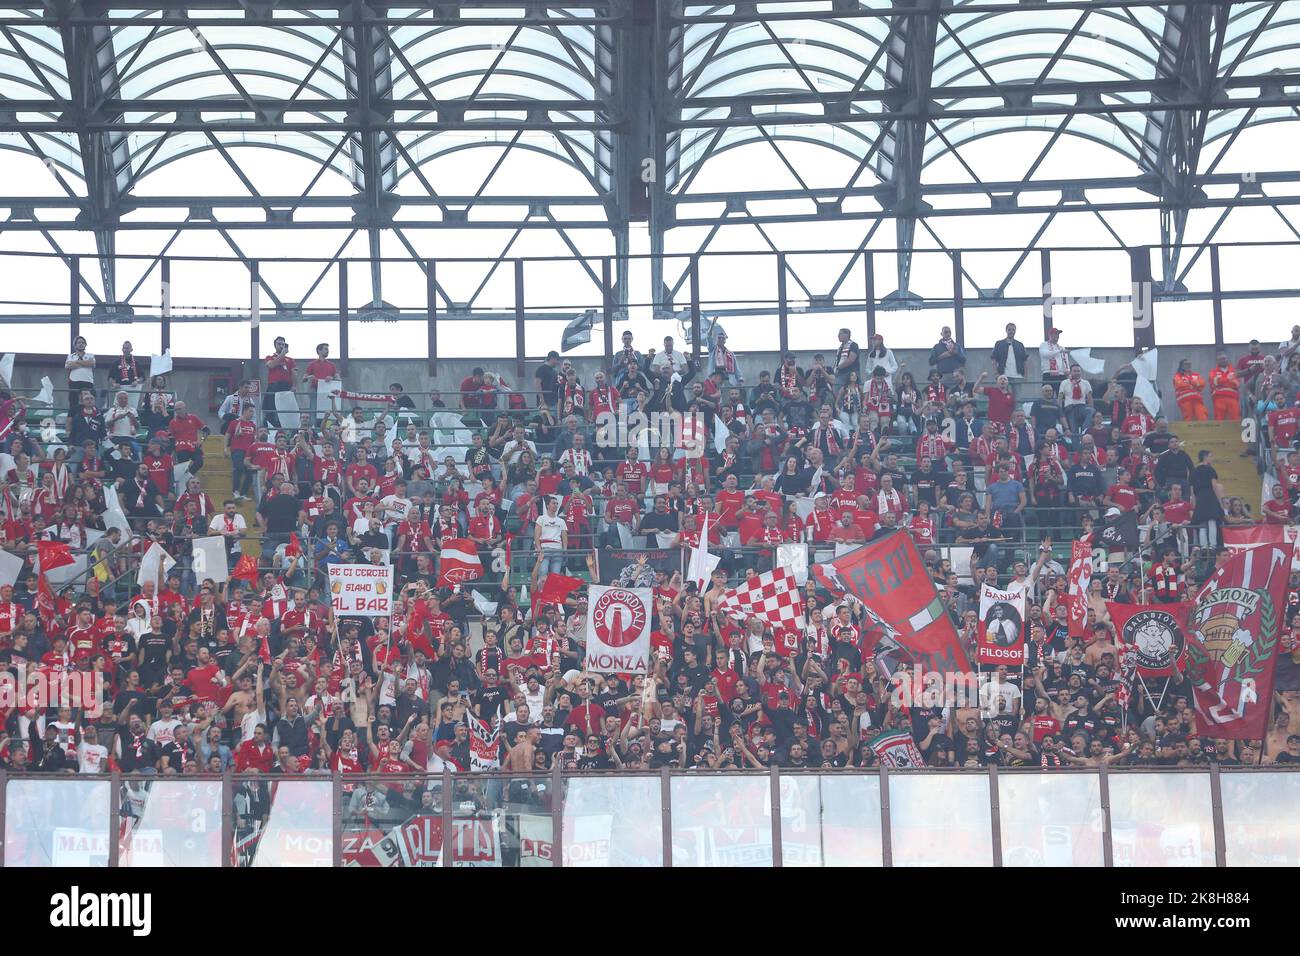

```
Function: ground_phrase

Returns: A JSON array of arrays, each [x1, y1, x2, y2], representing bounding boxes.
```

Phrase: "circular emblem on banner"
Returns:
[[1122, 608, 1183, 671], [592, 588, 647, 648], [986, 601, 1023, 646]]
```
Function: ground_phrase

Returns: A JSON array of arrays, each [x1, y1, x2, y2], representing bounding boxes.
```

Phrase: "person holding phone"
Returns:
[[264, 335, 296, 428]]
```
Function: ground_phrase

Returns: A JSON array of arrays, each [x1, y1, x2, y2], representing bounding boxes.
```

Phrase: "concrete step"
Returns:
[[200, 434, 261, 557], [1172, 420, 1260, 506]]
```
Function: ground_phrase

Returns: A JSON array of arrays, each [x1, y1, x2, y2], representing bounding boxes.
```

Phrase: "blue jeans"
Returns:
[[536, 550, 566, 587]]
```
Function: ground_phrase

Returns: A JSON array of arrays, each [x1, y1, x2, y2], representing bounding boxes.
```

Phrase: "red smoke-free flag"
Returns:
[[37, 540, 75, 573], [812, 532, 970, 676], [1182, 542, 1292, 739], [1066, 540, 1092, 640], [36, 572, 71, 632], [438, 537, 483, 587], [232, 553, 260, 583], [533, 573, 584, 614]]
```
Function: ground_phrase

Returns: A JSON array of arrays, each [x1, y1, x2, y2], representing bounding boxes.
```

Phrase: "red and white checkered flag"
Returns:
[[717, 567, 805, 630]]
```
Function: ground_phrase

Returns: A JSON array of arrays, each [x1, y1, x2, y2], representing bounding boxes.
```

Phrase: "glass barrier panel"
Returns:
[[561, 774, 663, 867], [1108, 772, 1215, 867], [997, 771, 1104, 867], [1220, 770, 1300, 866], [341, 775, 444, 866], [451, 774, 556, 867], [670, 774, 772, 867], [780, 772, 883, 867], [236, 779, 333, 867], [5, 778, 111, 867], [889, 772, 994, 866], [119, 778, 224, 867]]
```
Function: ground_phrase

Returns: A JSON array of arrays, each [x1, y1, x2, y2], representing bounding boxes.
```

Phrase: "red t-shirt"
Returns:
[[716, 490, 745, 528], [266, 354, 296, 387], [306, 359, 338, 383], [226, 418, 257, 453], [984, 388, 1015, 424]]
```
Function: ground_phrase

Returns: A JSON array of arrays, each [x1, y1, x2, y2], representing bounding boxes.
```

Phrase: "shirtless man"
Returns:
[[503, 725, 538, 770]]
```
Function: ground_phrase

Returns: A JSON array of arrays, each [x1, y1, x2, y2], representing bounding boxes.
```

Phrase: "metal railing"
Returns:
[[3, 764, 1296, 868]]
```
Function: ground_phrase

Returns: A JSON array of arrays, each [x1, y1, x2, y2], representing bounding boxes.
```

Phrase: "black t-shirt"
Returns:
[[259, 494, 301, 533], [535, 363, 560, 404], [909, 468, 950, 507], [473, 685, 510, 720]]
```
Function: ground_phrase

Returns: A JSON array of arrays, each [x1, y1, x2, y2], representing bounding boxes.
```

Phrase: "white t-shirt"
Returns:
[[379, 494, 413, 523], [980, 678, 1022, 717], [106, 404, 136, 437], [536, 514, 567, 550], [77, 742, 109, 774], [1061, 377, 1092, 407], [66, 352, 96, 384], [1039, 342, 1070, 377], [209, 512, 247, 535], [147, 716, 182, 747]]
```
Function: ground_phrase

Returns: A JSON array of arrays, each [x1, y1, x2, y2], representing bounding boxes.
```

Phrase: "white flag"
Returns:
[[687, 514, 721, 588], [191, 535, 229, 583], [713, 422, 728, 455], [0, 353, 13, 388], [470, 588, 498, 617], [1070, 347, 1106, 376], [584, 585, 652, 674], [137, 541, 176, 587], [149, 350, 173, 378], [34, 376, 54, 405]]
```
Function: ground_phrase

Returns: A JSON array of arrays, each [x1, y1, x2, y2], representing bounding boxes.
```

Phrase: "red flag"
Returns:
[[285, 533, 303, 558], [36, 573, 71, 633], [258, 629, 272, 664], [1107, 601, 1192, 679], [1065, 540, 1092, 640], [1182, 542, 1292, 739], [232, 554, 260, 583], [37, 540, 75, 573], [811, 532, 971, 676], [532, 573, 584, 615], [437, 537, 483, 587]]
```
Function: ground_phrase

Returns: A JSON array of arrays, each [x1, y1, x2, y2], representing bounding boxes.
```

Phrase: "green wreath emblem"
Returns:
[[1183, 590, 1278, 683]]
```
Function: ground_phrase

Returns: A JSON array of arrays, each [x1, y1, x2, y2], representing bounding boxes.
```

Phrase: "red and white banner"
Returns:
[[717, 566, 806, 632], [1066, 540, 1092, 640], [812, 533, 970, 676], [468, 712, 500, 771], [438, 537, 483, 587], [977, 585, 1026, 666], [1224, 525, 1300, 570], [342, 815, 501, 867], [868, 730, 926, 768], [584, 585, 652, 674], [1183, 542, 1293, 739]]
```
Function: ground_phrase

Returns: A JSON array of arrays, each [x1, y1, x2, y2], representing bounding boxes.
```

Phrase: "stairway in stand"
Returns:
[[1173, 420, 1261, 507], [200, 434, 262, 558]]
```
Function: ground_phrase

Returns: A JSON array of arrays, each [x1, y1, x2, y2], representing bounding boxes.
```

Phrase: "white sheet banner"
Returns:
[[137, 542, 176, 587], [191, 535, 229, 583], [328, 563, 394, 617], [584, 585, 652, 674]]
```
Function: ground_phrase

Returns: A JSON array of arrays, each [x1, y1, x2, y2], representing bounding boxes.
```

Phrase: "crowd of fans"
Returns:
[[0, 320, 1297, 791]]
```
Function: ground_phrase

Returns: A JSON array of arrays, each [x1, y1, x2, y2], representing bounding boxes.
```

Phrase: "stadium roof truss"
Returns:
[[0, 0, 1298, 313]]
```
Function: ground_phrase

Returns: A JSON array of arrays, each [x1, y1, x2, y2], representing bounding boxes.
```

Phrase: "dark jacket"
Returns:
[[929, 339, 967, 375], [991, 338, 1028, 376]]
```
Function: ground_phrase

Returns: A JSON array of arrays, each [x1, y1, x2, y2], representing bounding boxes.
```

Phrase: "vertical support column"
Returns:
[[551, 763, 564, 868], [70, 256, 81, 344], [331, 772, 343, 867], [1040, 249, 1053, 340], [1098, 763, 1113, 868], [769, 765, 783, 868], [160, 258, 171, 353], [777, 253, 789, 356], [427, 260, 439, 375], [222, 770, 234, 868], [249, 260, 261, 363], [865, 251, 877, 341], [660, 767, 673, 867], [515, 259, 527, 380], [108, 771, 121, 867], [0, 769, 7, 867], [602, 257, 615, 367], [441, 766, 454, 867], [689, 257, 701, 362], [338, 262, 350, 364], [1130, 246, 1156, 351], [879, 765, 893, 867], [952, 250, 966, 351], [1210, 244, 1225, 348], [988, 765, 1002, 867], [1210, 763, 1227, 867]]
